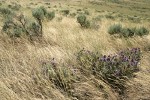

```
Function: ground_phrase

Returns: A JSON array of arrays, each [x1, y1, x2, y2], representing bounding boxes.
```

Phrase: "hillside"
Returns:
[[0, 0, 150, 100]]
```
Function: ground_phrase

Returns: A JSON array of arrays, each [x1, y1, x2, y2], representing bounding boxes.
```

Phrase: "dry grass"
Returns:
[[0, 0, 150, 100]]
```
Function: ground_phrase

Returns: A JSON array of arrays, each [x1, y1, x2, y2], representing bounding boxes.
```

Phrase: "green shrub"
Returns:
[[27, 21, 41, 36], [135, 27, 149, 36], [77, 15, 90, 28], [39, 6, 47, 15], [84, 10, 89, 15], [121, 28, 135, 37], [108, 24, 149, 37], [46, 11, 55, 20], [77, 15, 86, 26], [32, 7, 47, 36], [0, 7, 13, 17], [108, 24, 122, 35], [32, 7, 45, 20], [2, 17, 23, 38]]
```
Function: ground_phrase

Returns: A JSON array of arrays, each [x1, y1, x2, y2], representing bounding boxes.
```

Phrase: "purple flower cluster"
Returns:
[[77, 48, 141, 77], [98, 48, 141, 76]]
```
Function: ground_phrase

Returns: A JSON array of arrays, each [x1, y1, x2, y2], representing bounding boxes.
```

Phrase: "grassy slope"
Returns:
[[0, 0, 150, 100]]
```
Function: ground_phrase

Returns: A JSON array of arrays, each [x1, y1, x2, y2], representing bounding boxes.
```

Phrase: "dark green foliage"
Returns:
[[77, 15, 90, 28], [77, 48, 141, 94], [108, 24, 122, 35], [46, 11, 55, 20]]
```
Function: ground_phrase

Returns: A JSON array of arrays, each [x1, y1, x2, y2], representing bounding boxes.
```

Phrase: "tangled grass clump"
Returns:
[[42, 60, 76, 92], [77, 48, 141, 94]]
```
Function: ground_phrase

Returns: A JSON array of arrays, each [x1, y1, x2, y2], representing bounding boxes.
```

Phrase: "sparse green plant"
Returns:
[[84, 10, 89, 15], [121, 28, 135, 37], [45, 2, 50, 5], [27, 21, 41, 36], [90, 19, 100, 30], [46, 11, 55, 20], [0, 7, 13, 17], [108, 24, 149, 37], [61, 9, 70, 16], [108, 24, 122, 35], [70, 13, 76, 17], [2, 17, 23, 38], [105, 14, 115, 19], [77, 15, 90, 28], [32, 6, 47, 36], [135, 27, 149, 36], [8, 3, 21, 11]]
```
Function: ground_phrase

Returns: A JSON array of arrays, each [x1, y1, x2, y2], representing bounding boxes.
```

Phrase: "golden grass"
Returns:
[[0, 0, 150, 100]]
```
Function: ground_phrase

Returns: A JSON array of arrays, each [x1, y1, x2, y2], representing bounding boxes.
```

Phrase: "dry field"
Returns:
[[0, 0, 150, 100]]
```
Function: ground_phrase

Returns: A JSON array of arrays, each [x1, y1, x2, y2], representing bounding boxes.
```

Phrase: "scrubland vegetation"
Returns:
[[0, 0, 150, 100]]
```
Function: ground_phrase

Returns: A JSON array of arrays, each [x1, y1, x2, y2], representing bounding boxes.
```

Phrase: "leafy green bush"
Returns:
[[46, 11, 55, 20], [77, 48, 141, 94], [108, 24, 122, 35], [77, 15, 90, 28]]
